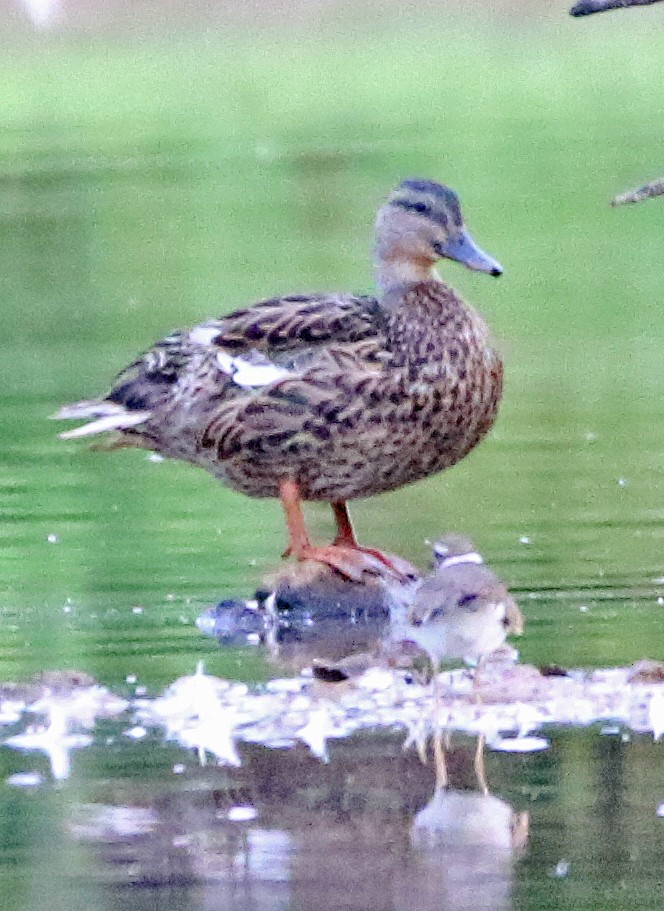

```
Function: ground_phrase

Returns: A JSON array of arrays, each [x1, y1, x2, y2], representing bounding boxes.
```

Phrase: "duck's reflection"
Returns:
[[71, 737, 528, 911], [196, 560, 412, 673]]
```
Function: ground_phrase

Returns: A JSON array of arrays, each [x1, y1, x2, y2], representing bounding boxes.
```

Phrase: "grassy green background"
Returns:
[[2, 11, 664, 686]]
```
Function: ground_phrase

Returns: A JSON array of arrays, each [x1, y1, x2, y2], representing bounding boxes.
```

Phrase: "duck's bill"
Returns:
[[436, 230, 503, 276]]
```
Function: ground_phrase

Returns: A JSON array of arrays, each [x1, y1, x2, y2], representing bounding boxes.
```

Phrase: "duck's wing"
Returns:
[[53, 292, 385, 439], [203, 293, 384, 357], [200, 354, 388, 462]]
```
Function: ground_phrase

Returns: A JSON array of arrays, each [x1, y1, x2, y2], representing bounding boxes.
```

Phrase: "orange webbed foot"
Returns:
[[296, 543, 414, 584]]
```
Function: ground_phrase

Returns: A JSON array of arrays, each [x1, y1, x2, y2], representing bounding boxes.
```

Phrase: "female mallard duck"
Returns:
[[54, 178, 503, 581]]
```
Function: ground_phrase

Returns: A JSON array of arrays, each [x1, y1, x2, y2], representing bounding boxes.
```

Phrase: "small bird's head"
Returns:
[[432, 533, 483, 568], [374, 178, 503, 288]]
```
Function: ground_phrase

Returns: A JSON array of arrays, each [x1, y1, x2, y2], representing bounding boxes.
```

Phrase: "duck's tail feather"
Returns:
[[51, 400, 151, 440]]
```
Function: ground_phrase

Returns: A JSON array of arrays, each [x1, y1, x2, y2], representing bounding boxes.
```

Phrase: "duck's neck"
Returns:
[[374, 257, 442, 294]]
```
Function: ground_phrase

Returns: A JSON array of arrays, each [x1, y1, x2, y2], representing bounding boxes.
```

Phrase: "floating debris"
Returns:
[[1, 673, 129, 781], [628, 659, 664, 684], [29, 685, 129, 730], [539, 665, 569, 678], [6, 771, 44, 788], [489, 736, 550, 753], [227, 805, 258, 822], [136, 662, 243, 767], [3, 656, 664, 781], [0, 698, 25, 726], [648, 690, 664, 741], [133, 659, 664, 764], [552, 860, 570, 878], [4, 705, 93, 781]]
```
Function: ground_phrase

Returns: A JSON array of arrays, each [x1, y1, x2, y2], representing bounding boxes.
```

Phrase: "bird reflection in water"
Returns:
[[68, 735, 528, 911], [405, 787, 529, 911]]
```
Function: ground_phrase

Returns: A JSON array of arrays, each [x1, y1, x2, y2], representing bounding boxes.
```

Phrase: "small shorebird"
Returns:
[[406, 534, 523, 668], [405, 534, 523, 791]]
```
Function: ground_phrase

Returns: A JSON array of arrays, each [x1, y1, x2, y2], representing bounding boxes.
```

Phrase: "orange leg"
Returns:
[[280, 479, 313, 559], [331, 501, 358, 547], [332, 501, 411, 579], [279, 481, 407, 583]]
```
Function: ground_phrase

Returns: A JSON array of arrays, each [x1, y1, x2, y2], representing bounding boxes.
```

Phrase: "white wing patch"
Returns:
[[189, 324, 221, 346], [216, 350, 291, 389], [189, 322, 292, 388]]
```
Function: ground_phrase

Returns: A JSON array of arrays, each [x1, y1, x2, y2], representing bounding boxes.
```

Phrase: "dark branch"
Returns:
[[570, 0, 663, 16], [612, 178, 664, 206]]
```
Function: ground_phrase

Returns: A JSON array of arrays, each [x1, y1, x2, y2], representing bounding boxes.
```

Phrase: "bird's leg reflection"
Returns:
[[433, 725, 449, 790], [473, 732, 488, 796], [471, 657, 489, 794], [430, 663, 450, 789]]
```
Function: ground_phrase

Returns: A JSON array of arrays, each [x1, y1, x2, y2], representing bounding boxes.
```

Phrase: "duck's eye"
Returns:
[[412, 201, 428, 213], [457, 593, 478, 608]]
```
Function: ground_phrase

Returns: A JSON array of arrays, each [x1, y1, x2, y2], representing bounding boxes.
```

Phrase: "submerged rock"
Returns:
[[627, 659, 664, 684], [197, 558, 420, 672]]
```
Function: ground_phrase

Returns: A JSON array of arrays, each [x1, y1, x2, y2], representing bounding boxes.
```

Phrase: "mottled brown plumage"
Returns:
[[54, 178, 504, 580]]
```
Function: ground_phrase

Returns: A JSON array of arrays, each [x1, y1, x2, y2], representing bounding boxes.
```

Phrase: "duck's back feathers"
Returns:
[[54, 282, 501, 502], [204, 293, 384, 355], [53, 292, 387, 445]]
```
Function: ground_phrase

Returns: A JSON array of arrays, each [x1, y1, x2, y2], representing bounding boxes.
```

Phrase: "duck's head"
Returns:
[[374, 178, 502, 289]]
